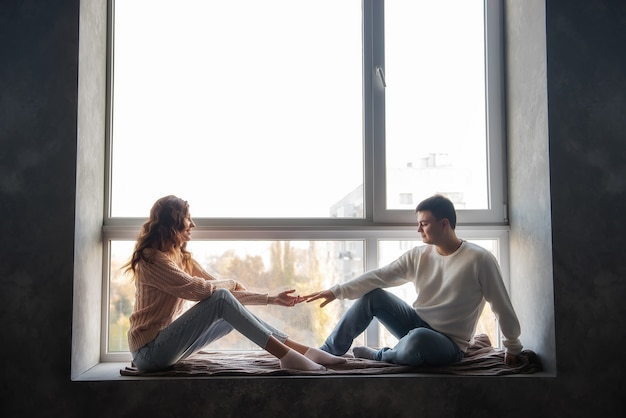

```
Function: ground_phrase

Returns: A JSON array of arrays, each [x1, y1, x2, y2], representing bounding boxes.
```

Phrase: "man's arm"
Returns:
[[479, 251, 523, 360], [306, 250, 415, 306]]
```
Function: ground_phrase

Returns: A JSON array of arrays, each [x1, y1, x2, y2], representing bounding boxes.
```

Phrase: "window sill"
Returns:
[[72, 361, 554, 381]]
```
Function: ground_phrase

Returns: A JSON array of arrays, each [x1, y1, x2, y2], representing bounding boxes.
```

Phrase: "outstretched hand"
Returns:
[[303, 289, 336, 308], [270, 289, 306, 307]]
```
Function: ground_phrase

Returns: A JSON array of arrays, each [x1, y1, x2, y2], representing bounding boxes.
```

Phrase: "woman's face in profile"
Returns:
[[181, 213, 195, 242]]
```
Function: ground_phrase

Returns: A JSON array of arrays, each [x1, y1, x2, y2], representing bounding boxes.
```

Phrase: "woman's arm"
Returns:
[[190, 259, 303, 306], [268, 289, 305, 306], [142, 253, 237, 301], [230, 289, 305, 306], [192, 259, 247, 289]]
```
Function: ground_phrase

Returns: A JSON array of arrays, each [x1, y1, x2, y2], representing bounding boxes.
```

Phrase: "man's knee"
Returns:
[[401, 328, 457, 365], [408, 327, 436, 337], [389, 328, 434, 366], [405, 327, 438, 348], [361, 288, 386, 305]]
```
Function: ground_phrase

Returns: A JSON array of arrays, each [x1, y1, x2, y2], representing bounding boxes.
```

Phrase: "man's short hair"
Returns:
[[415, 194, 457, 229]]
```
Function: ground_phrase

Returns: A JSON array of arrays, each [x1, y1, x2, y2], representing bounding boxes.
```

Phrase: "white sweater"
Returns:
[[330, 241, 522, 355]]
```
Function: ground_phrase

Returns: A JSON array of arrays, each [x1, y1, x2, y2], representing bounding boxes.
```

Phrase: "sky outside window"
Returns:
[[385, 0, 488, 211], [112, 0, 489, 218], [111, 0, 363, 218]]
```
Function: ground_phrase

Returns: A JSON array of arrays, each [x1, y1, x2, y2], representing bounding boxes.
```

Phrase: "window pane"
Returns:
[[108, 241, 136, 352], [384, 0, 488, 211], [111, 0, 363, 218], [108, 239, 364, 352], [376, 239, 499, 349]]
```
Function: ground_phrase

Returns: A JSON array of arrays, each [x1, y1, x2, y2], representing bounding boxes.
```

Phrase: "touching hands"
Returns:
[[303, 289, 336, 308], [267, 287, 337, 308], [270, 289, 306, 307]]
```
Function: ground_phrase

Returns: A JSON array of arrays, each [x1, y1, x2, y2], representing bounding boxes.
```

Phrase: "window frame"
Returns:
[[370, 0, 507, 224], [102, 0, 509, 362]]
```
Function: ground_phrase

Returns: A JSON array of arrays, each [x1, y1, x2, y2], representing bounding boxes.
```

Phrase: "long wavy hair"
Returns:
[[124, 195, 193, 277]]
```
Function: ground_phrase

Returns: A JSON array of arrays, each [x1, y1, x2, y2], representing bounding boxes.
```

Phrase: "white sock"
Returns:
[[279, 349, 326, 371], [352, 346, 378, 360], [304, 347, 347, 365]]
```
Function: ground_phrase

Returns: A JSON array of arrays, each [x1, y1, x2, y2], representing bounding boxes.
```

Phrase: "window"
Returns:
[[108, 239, 366, 353], [384, 1, 490, 212], [399, 193, 413, 205], [104, 0, 507, 361], [110, 0, 363, 219]]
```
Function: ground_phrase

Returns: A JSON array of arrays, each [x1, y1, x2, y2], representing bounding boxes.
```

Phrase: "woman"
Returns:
[[125, 195, 345, 372]]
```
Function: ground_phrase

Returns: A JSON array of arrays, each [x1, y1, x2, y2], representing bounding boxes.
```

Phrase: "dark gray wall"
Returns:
[[545, 0, 626, 404], [1, 0, 625, 416]]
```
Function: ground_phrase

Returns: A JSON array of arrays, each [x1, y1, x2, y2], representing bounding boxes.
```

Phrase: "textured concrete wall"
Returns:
[[545, 0, 626, 403], [72, 0, 106, 378], [1, 0, 625, 416], [505, 0, 556, 374]]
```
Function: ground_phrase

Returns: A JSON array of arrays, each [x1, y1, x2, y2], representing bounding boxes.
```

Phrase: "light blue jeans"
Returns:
[[320, 288, 463, 366], [132, 288, 287, 372]]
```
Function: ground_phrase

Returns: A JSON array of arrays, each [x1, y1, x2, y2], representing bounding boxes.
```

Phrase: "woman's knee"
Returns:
[[197, 288, 236, 312], [212, 288, 231, 297], [209, 288, 236, 304]]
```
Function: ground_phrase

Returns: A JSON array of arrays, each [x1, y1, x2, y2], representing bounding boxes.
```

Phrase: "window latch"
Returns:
[[376, 66, 387, 87]]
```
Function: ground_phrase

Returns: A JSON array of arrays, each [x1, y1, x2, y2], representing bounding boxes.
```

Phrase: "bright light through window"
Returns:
[[108, 239, 365, 352], [104, 0, 508, 359], [111, 0, 363, 218], [384, 0, 488, 211]]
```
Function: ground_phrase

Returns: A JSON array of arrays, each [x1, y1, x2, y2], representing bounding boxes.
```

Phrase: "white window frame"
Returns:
[[369, 0, 507, 224], [102, 0, 508, 362]]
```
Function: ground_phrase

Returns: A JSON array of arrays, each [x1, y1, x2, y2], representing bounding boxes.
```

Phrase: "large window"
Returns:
[[110, 0, 363, 218], [104, 0, 507, 361]]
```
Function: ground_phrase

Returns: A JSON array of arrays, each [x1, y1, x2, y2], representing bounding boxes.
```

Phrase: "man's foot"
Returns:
[[352, 346, 379, 360]]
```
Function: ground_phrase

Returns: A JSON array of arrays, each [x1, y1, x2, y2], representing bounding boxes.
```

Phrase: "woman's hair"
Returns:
[[415, 194, 457, 229], [124, 195, 193, 277]]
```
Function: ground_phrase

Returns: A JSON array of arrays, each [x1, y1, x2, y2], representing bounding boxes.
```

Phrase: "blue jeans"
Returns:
[[320, 289, 463, 366], [132, 288, 287, 372]]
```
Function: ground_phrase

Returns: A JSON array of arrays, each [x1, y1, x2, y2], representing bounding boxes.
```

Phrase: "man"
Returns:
[[305, 194, 522, 366]]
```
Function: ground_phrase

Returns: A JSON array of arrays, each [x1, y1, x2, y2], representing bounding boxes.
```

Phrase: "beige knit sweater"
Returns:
[[127, 248, 269, 352]]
